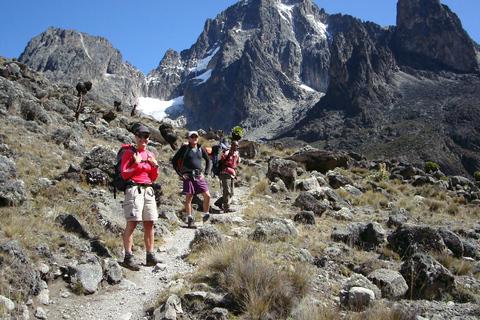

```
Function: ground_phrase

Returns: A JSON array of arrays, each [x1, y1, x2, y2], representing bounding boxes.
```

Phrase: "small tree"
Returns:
[[228, 126, 243, 141], [75, 81, 92, 122], [425, 161, 440, 173]]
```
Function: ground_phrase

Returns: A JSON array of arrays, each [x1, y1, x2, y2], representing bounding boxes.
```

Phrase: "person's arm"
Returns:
[[171, 146, 185, 177], [121, 148, 139, 180], [202, 147, 212, 175], [148, 152, 159, 182]]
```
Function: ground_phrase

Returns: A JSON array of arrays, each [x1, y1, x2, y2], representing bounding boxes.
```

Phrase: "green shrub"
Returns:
[[375, 163, 389, 182], [474, 171, 480, 181], [425, 161, 440, 173]]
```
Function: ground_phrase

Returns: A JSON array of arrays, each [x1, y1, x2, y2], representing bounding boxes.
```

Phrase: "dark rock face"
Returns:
[[285, 0, 480, 177], [18, 27, 147, 107], [146, 0, 328, 138], [396, 0, 479, 73]]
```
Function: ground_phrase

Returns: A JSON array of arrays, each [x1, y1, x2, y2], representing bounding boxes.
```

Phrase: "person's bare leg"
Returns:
[[123, 221, 138, 252], [185, 194, 193, 217], [143, 221, 155, 252], [201, 191, 211, 213]]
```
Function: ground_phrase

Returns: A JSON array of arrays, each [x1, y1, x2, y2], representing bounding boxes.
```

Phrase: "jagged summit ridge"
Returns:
[[147, 0, 331, 137]]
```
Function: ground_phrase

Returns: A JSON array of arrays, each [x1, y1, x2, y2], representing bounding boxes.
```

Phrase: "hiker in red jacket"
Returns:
[[214, 140, 240, 212], [121, 125, 161, 271]]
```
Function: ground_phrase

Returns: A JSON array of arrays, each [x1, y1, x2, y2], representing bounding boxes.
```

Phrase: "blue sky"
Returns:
[[0, 0, 478, 75]]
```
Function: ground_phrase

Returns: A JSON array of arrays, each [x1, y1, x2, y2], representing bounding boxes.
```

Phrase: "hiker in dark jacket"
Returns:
[[172, 131, 212, 227], [214, 140, 240, 212]]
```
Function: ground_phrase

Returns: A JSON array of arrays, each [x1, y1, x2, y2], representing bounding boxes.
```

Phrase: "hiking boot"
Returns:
[[187, 215, 195, 228], [214, 199, 223, 209], [146, 252, 161, 266], [202, 213, 210, 223], [123, 254, 141, 271], [224, 208, 236, 213]]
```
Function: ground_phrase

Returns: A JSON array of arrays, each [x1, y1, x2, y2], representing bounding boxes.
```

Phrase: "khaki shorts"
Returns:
[[123, 186, 158, 222]]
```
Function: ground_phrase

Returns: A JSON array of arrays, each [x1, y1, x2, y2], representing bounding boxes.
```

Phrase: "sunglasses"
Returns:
[[138, 134, 150, 139], [189, 135, 198, 139]]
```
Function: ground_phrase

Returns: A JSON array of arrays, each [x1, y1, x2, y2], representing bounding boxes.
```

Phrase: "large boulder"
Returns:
[[294, 192, 327, 216], [238, 139, 260, 160], [400, 253, 455, 300], [249, 217, 298, 243], [0, 180, 28, 206], [286, 146, 351, 173], [367, 269, 408, 299], [267, 157, 298, 190], [387, 223, 447, 259]]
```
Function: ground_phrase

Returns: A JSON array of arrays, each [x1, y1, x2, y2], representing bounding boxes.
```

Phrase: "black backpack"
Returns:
[[210, 143, 226, 176], [113, 144, 136, 199]]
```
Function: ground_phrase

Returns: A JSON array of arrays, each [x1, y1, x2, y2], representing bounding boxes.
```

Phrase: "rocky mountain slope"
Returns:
[[16, 0, 480, 177], [18, 27, 146, 108], [1, 54, 480, 319]]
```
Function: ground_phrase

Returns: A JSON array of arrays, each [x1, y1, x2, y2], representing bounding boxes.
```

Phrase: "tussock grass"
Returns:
[[251, 178, 271, 196], [196, 239, 313, 319]]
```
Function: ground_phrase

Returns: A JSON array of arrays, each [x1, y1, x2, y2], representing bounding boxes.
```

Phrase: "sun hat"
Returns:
[[136, 125, 150, 134], [188, 131, 199, 137]]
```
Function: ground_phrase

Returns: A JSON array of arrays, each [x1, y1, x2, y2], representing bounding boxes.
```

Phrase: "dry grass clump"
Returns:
[[433, 252, 476, 276], [196, 239, 313, 319], [345, 301, 419, 320]]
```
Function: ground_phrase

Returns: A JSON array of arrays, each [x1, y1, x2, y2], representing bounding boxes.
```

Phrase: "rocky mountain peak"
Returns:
[[18, 27, 146, 107], [396, 0, 480, 72]]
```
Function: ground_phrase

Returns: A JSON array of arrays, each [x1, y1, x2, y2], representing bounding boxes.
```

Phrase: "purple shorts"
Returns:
[[183, 177, 209, 195]]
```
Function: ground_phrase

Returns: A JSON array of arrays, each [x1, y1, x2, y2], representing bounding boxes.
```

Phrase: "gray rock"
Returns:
[[0, 155, 17, 183], [387, 223, 447, 259], [249, 217, 298, 243], [294, 192, 327, 216], [293, 211, 315, 225], [154, 294, 183, 320], [340, 286, 375, 311], [295, 177, 320, 191], [326, 170, 354, 189], [69, 254, 103, 294], [267, 157, 298, 190], [367, 269, 408, 299], [0, 295, 15, 311], [438, 227, 464, 258], [189, 225, 224, 252], [50, 125, 85, 155], [81, 145, 116, 174], [400, 253, 455, 300], [0, 179, 28, 206]]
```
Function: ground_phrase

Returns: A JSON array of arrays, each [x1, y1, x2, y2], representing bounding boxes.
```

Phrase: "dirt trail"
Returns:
[[41, 184, 250, 319]]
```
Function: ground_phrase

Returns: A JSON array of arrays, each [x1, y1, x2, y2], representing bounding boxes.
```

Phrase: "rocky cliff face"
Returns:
[[284, 0, 480, 177], [18, 27, 147, 107], [147, 0, 330, 138], [395, 0, 480, 72]]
